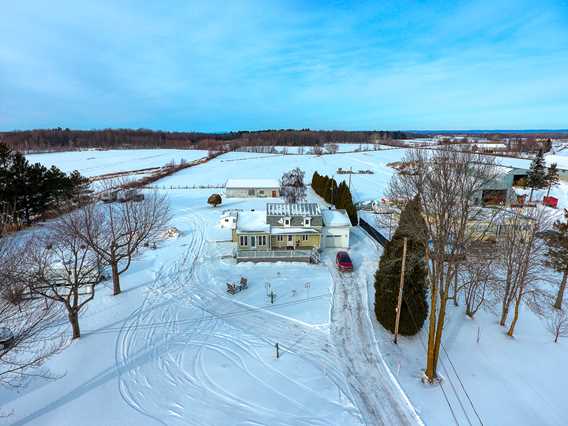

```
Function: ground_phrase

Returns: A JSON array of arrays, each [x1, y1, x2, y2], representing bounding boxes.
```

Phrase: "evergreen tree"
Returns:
[[311, 172, 320, 194], [329, 178, 338, 205], [527, 149, 547, 202], [336, 181, 358, 225], [544, 210, 568, 309], [0, 143, 86, 226], [321, 175, 331, 203], [374, 197, 428, 335], [545, 163, 560, 197]]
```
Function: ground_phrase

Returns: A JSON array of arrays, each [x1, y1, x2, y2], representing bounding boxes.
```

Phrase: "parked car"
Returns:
[[336, 251, 353, 272]]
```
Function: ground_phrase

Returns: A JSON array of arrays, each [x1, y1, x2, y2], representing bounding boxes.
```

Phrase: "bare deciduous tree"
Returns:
[[69, 192, 170, 295], [280, 168, 306, 204], [496, 208, 550, 337], [325, 143, 339, 154], [388, 147, 497, 382], [28, 215, 103, 339], [0, 237, 64, 388], [458, 255, 496, 318], [546, 307, 568, 343]]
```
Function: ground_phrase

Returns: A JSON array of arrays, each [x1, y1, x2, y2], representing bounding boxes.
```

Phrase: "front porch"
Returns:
[[235, 248, 320, 263]]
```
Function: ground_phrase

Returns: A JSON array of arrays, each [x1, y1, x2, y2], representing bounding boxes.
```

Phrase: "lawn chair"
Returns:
[[226, 282, 237, 295]]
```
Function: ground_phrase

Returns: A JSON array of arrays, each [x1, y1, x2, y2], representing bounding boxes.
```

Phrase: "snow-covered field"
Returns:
[[3, 147, 568, 426], [26, 149, 209, 177]]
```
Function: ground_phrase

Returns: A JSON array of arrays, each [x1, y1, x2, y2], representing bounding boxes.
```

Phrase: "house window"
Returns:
[[304, 217, 311, 227], [240, 235, 248, 246], [259, 190, 264, 195], [277, 235, 283, 241], [248, 189, 255, 196], [284, 218, 290, 226], [288, 235, 293, 242], [302, 234, 309, 241], [258, 235, 266, 245]]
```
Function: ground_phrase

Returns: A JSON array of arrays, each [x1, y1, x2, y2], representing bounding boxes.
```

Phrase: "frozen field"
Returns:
[[3, 147, 568, 426], [26, 149, 209, 177], [158, 150, 404, 203]]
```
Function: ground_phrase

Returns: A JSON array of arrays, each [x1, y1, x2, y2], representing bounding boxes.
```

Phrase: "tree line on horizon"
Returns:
[[0, 128, 409, 153]]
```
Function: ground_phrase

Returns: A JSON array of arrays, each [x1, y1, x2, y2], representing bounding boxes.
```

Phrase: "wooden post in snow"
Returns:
[[394, 237, 408, 344]]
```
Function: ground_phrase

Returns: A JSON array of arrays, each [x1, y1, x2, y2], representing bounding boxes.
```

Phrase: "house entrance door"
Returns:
[[251, 236, 256, 248], [287, 235, 294, 249]]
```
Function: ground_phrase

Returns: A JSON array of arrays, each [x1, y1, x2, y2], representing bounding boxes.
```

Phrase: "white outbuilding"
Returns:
[[225, 179, 280, 198], [321, 208, 352, 248]]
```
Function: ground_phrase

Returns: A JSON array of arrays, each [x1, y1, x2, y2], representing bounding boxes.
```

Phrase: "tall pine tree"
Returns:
[[374, 196, 428, 335], [545, 163, 560, 198], [527, 149, 547, 202]]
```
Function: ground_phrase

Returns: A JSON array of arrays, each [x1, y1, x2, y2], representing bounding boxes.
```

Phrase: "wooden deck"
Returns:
[[235, 249, 319, 263]]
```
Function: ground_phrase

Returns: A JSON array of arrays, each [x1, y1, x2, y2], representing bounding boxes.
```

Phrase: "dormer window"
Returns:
[[304, 217, 311, 227], [284, 218, 291, 227]]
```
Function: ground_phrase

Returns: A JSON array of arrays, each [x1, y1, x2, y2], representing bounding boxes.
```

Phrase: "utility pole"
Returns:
[[394, 237, 408, 344], [348, 167, 352, 190]]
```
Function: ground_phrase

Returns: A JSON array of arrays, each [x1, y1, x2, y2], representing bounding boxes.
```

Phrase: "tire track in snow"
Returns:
[[328, 228, 424, 426], [116, 211, 358, 425]]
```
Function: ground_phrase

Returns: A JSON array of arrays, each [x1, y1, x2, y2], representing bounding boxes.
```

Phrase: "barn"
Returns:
[[321, 208, 351, 248], [225, 179, 280, 198]]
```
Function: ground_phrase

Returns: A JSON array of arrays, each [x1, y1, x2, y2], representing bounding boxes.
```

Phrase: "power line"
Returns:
[[400, 293, 460, 426], [441, 342, 484, 426]]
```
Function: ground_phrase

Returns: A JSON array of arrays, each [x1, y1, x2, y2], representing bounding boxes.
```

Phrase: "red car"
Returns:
[[336, 251, 353, 272]]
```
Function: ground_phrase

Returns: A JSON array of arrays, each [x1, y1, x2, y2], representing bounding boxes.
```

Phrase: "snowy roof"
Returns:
[[236, 210, 270, 232], [271, 227, 320, 234], [321, 209, 352, 227], [226, 179, 280, 189], [266, 203, 321, 217]]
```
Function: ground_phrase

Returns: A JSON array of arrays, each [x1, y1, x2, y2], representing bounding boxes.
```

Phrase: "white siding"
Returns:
[[322, 227, 350, 248], [226, 187, 279, 198]]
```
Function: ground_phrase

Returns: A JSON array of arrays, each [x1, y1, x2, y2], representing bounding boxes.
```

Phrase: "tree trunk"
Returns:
[[546, 185, 551, 198], [554, 270, 568, 310], [432, 287, 449, 374], [452, 265, 459, 307], [425, 252, 438, 382], [507, 291, 522, 337], [499, 304, 509, 326], [69, 311, 80, 339], [111, 261, 121, 296]]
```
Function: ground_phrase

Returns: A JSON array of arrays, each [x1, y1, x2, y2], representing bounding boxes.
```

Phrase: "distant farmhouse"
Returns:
[[474, 166, 566, 207], [228, 203, 351, 263], [225, 179, 280, 198]]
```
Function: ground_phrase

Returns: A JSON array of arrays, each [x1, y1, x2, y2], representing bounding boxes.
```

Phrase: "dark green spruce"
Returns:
[[374, 196, 428, 335]]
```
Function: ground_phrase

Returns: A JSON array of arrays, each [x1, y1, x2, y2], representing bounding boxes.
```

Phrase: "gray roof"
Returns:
[[266, 203, 321, 217], [481, 173, 514, 191]]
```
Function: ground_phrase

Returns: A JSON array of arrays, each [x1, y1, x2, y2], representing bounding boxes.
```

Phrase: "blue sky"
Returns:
[[1, 0, 567, 131]]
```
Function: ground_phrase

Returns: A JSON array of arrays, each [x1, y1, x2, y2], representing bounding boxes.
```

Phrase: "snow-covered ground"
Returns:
[[157, 150, 403, 203], [3, 147, 568, 426], [26, 149, 209, 177]]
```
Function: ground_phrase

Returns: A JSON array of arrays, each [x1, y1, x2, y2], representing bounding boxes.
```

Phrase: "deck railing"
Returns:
[[235, 248, 320, 263]]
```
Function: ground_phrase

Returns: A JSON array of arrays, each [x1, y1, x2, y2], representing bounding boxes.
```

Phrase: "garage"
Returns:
[[321, 209, 352, 249]]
